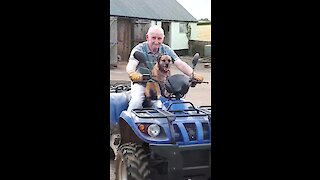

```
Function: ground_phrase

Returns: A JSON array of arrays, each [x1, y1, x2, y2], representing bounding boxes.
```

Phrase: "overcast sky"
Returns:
[[176, 0, 211, 20]]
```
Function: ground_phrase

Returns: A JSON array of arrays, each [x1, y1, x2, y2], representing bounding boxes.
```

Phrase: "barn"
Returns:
[[110, 0, 198, 66]]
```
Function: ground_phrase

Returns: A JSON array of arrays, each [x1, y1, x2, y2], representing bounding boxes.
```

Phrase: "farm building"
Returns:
[[110, 0, 198, 66]]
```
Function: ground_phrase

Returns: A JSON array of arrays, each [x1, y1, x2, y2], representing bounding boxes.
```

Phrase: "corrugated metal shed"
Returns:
[[110, 0, 198, 22]]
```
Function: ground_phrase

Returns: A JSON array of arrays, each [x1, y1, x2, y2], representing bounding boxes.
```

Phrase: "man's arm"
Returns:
[[126, 59, 139, 74], [164, 44, 204, 82], [163, 45, 194, 77], [173, 58, 193, 76], [126, 49, 143, 81], [173, 58, 204, 82]]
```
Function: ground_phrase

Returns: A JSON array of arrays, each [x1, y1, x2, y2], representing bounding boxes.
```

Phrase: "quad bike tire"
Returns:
[[115, 143, 151, 180]]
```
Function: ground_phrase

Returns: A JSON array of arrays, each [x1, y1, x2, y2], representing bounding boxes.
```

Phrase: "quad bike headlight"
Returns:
[[147, 124, 161, 137]]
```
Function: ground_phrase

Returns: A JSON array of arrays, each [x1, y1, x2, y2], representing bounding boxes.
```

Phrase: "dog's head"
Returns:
[[157, 54, 172, 73]]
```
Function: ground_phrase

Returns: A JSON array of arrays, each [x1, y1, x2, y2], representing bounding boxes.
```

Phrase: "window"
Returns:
[[179, 23, 187, 33]]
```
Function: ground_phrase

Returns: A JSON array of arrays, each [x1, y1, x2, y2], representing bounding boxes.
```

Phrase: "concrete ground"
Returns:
[[109, 56, 212, 179]]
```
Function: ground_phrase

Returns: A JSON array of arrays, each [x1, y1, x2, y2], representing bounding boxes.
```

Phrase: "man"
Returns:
[[126, 25, 204, 112]]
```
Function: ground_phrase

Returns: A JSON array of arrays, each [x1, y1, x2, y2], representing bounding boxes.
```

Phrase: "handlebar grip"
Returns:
[[190, 80, 209, 87], [132, 80, 148, 84]]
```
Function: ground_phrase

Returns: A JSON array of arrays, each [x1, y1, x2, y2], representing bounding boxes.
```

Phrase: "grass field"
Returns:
[[197, 24, 211, 41]]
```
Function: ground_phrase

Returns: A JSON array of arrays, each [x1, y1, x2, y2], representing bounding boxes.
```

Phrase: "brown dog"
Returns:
[[144, 54, 172, 107], [152, 54, 172, 83], [144, 81, 161, 101], [146, 54, 172, 98]]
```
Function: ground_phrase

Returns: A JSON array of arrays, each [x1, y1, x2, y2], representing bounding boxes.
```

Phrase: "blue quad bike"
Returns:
[[110, 51, 211, 180]]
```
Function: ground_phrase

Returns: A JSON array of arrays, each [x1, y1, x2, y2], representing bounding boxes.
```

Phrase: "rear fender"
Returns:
[[110, 92, 129, 125]]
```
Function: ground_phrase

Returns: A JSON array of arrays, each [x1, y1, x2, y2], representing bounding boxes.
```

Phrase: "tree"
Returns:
[[186, 23, 191, 40], [199, 18, 209, 21]]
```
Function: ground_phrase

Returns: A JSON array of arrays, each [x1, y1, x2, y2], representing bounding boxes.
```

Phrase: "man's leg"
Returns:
[[152, 99, 163, 109], [127, 83, 145, 112]]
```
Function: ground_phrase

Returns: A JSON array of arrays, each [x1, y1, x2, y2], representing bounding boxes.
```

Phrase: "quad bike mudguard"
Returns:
[[110, 92, 129, 133], [118, 101, 211, 144]]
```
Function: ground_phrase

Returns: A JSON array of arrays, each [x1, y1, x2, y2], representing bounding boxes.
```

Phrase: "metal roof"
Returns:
[[110, 0, 198, 22]]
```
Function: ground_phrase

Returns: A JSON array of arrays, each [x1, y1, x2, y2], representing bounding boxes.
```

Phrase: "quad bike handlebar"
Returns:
[[190, 78, 209, 87], [132, 51, 209, 98], [190, 80, 209, 87], [132, 74, 158, 84], [133, 73, 208, 88]]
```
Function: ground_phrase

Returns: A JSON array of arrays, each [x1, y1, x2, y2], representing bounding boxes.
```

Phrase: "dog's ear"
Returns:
[[156, 53, 163, 63]]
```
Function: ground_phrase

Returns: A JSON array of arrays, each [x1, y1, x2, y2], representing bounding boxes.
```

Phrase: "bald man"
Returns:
[[126, 25, 204, 112]]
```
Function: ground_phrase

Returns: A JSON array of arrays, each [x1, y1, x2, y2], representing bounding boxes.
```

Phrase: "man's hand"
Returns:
[[129, 71, 143, 82], [193, 72, 204, 82]]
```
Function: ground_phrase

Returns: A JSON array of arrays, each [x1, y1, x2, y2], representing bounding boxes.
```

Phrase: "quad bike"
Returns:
[[110, 51, 211, 180]]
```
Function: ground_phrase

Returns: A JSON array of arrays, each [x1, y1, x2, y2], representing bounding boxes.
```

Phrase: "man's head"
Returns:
[[146, 25, 165, 53]]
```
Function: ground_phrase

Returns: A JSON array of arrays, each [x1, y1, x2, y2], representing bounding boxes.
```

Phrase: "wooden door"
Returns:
[[117, 18, 132, 62], [110, 16, 117, 66], [132, 19, 151, 47]]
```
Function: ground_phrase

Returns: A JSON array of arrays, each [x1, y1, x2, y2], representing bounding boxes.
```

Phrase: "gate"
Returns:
[[110, 16, 117, 67]]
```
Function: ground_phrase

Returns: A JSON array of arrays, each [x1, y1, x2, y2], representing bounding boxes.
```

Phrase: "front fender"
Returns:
[[119, 111, 172, 144]]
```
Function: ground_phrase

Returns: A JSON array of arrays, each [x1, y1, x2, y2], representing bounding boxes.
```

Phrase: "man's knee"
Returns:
[[130, 96, 144, 107], [128, 97, 144, 112]]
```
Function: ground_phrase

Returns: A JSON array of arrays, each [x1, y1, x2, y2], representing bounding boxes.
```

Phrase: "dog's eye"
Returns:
[[168, 59, 171, 62], [162, 59, 165, 62]]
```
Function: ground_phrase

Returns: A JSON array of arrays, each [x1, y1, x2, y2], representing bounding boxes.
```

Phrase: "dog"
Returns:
[[144, 54, 172, 102], [152, 54, 172, 84]]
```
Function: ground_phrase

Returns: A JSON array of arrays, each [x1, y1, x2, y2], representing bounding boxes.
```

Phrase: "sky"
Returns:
[[176, 0, 211, 20]]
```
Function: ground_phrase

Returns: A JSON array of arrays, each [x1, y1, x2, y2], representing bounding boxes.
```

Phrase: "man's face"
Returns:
[[146, 29, 164, 53]]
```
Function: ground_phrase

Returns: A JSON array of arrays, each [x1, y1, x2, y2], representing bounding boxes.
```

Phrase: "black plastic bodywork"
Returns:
[[149, 143, 211, 180], [165, 74, 190, 100]]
